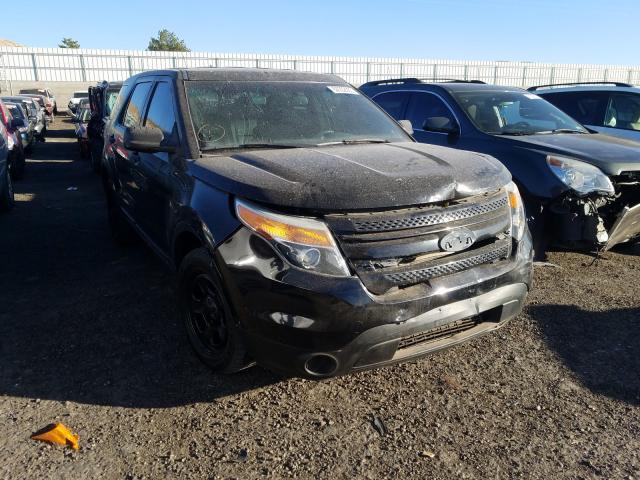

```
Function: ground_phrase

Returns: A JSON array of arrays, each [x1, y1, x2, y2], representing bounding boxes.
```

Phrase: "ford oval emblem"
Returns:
[[439, 228, 476, 252]]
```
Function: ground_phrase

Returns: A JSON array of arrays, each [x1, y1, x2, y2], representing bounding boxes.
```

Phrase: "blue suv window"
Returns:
[[406, 92, 456, 130], [372, 91, 409, 119]]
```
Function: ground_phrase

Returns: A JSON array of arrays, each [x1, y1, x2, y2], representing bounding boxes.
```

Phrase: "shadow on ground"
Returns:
[[531, 304, 640, 405], [0, 123, 278, 408]]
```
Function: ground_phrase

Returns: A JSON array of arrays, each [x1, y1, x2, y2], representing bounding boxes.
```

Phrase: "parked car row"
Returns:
[[18, 88, 56, 118], [0, 93, 51, 210]]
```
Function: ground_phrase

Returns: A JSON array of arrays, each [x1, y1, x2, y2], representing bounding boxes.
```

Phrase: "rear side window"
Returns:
[[406, 92, 456, 130], [122, 82, 152, 128], [144, 82, 177, 139], [542, 92, 607, 126], [372, 91, 409, 119]]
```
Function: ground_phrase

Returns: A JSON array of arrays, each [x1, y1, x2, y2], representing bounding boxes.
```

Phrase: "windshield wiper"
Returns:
[[316, 139, 391, 146], [491, 131, 536, 136], [549, 128, 587, 134], [201, 143, 303, 152]]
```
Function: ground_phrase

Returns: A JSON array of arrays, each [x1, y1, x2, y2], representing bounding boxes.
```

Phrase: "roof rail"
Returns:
[[360, 78, 423, 87], [361, 78, 486, 88], [528, 81, 634, 91]]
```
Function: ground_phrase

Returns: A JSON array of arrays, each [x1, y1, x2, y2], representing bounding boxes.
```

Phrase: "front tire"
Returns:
[[178, 248, 252, 374]]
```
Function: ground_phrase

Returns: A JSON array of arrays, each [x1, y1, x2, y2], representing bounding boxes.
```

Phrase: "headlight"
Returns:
[[505, 181, 526, 241], [235, 199, 351, 277], [547, 155, 614, 195]]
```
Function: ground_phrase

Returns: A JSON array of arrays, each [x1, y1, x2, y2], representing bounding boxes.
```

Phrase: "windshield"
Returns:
[[20, 89, 44, 95], [74, 92, 87, 98], [186, 81, 409, 150], [105, 90, 120, 117], [451, 90, 588, 135]]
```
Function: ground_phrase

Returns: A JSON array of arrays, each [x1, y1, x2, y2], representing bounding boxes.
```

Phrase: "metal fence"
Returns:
[[2, 46, 640, 87]]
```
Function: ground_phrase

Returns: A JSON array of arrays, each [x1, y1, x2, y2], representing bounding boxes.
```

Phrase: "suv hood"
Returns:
[[507, 133, 640, 176], [193, 142, 510, 211]]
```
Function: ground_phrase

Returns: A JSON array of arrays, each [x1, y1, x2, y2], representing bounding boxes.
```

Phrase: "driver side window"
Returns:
[[406, 93, 456, 130], [121, 82, 152, 128]]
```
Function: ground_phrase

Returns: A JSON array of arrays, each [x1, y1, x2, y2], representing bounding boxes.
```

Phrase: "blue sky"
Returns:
[[5, 0, 639, 64]]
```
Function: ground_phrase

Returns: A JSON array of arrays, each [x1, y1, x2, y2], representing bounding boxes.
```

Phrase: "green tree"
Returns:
[[59, 37, 80, 49], [147, 29, 190, 52]]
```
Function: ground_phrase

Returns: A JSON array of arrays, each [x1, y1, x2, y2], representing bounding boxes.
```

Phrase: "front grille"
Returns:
[[384, 240, 510, 285], [352, 196, 508, 232], [397, 317, 479, 350], [324, 189, 513, 294]]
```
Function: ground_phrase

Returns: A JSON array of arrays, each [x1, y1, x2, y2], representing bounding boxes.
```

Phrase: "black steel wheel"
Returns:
[[179, 248, 252, 373], [188, 274, 229, 351]]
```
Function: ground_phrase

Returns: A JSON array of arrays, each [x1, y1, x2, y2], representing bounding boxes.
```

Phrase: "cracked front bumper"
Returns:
[[214, 227, 533, 378]]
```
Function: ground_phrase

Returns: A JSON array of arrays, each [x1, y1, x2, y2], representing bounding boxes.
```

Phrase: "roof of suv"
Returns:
[[528, 82, 640, 94], [360, 78, 524, 93], [130, 68, 345, 84]]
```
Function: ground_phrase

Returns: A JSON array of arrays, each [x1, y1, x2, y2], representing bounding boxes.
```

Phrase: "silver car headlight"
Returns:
[[547, 155, 614, 195], [505, 181, 526, 241], [235, 199, 351, 277]]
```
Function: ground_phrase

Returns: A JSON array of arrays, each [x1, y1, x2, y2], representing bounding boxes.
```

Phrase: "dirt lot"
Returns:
[[0, 120, 639, 480]]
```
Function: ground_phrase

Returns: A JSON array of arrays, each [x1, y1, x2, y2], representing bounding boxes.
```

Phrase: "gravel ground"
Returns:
[[0, 121, 639, 480]]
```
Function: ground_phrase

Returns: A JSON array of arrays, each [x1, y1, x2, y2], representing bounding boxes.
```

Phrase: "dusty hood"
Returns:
[[508, 133, 640, 176], [192, 142, 510, 211]]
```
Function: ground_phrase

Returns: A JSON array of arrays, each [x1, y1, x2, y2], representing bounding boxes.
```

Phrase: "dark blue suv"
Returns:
[[361, 79, 640, 255]]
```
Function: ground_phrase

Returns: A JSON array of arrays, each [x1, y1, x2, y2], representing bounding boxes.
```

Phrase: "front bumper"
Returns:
[[215, 227, 533, 378]]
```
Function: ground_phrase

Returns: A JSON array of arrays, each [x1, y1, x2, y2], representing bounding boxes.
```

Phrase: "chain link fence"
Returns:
[[2, 47, 640, 87]]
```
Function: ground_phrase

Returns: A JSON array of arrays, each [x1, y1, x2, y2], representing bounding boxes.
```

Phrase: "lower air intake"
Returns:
[[397, 317, 479, 350]]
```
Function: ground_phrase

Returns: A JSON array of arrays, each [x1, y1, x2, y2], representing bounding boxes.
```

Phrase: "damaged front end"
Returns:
[[549, 170, 640, 250]]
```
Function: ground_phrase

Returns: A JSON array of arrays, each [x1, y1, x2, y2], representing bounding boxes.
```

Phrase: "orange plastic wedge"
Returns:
[[31, 423, 79, 450]]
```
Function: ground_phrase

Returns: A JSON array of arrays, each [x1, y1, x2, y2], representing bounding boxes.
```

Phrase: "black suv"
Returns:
[[361, 79, 640, 255], [102, 68, 533, 378]]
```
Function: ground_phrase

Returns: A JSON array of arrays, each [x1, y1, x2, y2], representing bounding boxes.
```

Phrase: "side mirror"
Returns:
[[398, 119, 414, 135], [422, 117, 459, 135], [123, 125, 176, 153]]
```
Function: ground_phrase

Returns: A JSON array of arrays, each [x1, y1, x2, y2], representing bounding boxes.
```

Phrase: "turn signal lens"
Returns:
[[507, 190, 520, 209], [236, 204, 332, 247], [505, 182, 526, 241]]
